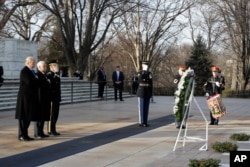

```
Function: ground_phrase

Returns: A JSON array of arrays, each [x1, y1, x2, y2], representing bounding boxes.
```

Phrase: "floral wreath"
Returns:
[[173, 67, 195, 122]]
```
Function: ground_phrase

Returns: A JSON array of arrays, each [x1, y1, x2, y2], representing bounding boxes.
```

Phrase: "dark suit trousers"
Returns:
[[34, 121, 45, 136], [114, 86, 123, 100], [98, 83, 105, 97], [18, 119, 30, 138], [132, 82, 138, 94]]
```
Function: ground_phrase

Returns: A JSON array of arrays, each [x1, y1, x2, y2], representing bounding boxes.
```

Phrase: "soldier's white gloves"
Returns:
[[205, 93, 209, 97], [215, 82, 220, 87]]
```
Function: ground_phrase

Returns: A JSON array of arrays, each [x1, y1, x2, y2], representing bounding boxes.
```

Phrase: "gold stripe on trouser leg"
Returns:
[[47, 102, 53, 133]]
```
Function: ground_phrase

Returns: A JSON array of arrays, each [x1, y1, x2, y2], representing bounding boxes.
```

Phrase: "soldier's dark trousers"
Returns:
[[18, 119, 30, 138], [210, 112, 219, 124], [98, 83, 105, 97], [48, 101, 60, 133], [114, 88, 123, 100], [138, 98, 150, 124]]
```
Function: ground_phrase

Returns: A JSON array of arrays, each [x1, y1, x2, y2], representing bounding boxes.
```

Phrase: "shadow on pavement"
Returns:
[[0, 115, 174, 167]]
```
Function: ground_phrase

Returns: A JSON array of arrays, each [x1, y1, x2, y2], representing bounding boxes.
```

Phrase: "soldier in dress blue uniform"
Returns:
[[47, 60, 61, 136], [204, 66, 224, 125], [137, 61, 153, 127]]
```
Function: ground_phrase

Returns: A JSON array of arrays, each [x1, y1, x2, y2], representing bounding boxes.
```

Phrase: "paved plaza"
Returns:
[[0, 96, 250, 167]]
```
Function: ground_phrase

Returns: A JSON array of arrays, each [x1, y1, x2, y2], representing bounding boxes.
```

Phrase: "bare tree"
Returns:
[[5, 3, 53, 41], [113, 0, 195, 72], [188, 1, 224, 50], [213, 0, 250, 90], [0, 0, 37, 32], [36, 0, 130, 78], [87, 42, 113, 81]]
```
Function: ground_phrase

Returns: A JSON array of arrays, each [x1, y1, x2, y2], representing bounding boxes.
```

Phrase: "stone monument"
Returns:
[[0, 38, 37, 78]]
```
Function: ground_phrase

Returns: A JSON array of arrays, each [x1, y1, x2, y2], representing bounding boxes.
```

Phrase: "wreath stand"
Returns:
[[173, 79, 208, 151]]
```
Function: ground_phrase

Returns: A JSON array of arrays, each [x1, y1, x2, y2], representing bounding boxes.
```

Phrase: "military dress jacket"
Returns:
[[15, 66, 39, 121], [136, 71, 153, 98], [203, 76, 222, 96], [47, 71, 61, 102]]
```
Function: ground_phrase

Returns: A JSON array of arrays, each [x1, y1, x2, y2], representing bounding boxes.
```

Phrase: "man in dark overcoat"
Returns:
[[15, 56, 39, 141], [34, 61, 51, 138], [47, 60, 61, 136], [112, 66, 124, 101], [137, 61, 153, 127], [97, 66, 107, 99]]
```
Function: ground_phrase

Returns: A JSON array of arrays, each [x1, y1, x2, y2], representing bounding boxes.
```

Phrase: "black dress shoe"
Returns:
[[34, 135, 42, 139], [27, 136, 34, 140], [120, 99, 124, 101], [48, 132, 60, 136], [19, 136, 30, 141], [176, 125, 186, 129], [54, 132, 61, 136], [142, 124, 149, 127], [41, 134, 49, 137]]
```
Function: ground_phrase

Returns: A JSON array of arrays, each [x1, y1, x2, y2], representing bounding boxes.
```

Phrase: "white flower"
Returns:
[[175, 89, 181, 96], [173, 106, 179, 114], [173, 67, 194, 115], [175, 97, 180, 104]]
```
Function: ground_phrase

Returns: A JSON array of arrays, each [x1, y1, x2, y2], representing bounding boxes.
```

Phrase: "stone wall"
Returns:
[[0, 38, 37, 78]]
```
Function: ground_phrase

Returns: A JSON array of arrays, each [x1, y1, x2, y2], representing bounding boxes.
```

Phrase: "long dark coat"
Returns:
[[15, 66, 39, 121], [37, 71, 51, 121]]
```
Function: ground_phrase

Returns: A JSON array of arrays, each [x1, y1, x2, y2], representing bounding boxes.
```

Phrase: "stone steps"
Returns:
[[0, 79, 132, 111]]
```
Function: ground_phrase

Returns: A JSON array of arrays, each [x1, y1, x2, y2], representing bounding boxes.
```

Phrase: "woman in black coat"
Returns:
[[15, 56, 39, 141]]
